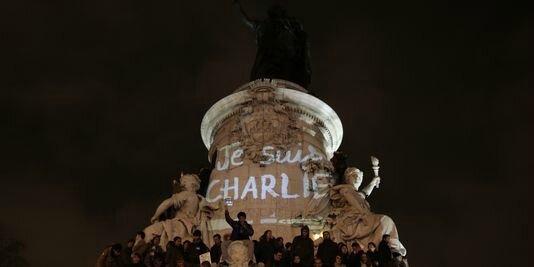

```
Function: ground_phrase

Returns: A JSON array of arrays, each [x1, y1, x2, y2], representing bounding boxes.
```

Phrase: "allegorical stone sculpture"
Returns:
[[143, 174, 219, 248], [225, 241, 251, 267], [233, 0, 311, 88], [329, 167, 406, 255], [300, 159, 335, 219]]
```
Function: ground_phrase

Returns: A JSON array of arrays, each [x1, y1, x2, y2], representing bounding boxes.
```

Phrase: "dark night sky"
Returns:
[[0, 0, 531, 266]]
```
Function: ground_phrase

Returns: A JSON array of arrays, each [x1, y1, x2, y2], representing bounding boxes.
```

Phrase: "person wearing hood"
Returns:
[[316, 231, 338, 267], [291, 225, 314, 267]]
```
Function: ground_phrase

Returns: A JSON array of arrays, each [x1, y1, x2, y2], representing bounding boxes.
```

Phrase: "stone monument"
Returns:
[[138, 1, 407, 259], [199, 79, 406, 256], [200, 78, 342, 243]]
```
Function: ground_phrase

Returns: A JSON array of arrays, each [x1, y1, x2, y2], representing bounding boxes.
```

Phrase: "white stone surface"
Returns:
[[200, 79, 343, 160]]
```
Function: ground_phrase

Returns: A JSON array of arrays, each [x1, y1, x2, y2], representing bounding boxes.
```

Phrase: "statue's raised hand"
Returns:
[[370, 176, 381, 188], [150, 216, 159, 224]]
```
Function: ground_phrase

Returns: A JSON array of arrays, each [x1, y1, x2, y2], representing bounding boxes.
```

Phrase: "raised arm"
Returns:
[[150, 197, 174, 223], [360, 176, 380, 197], [232, 0, 257, 30], [224, 206, 236, 227]]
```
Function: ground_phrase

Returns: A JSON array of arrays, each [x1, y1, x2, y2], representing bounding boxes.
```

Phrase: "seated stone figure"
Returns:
[[329, 168, 406, 255], [144, 174, 219, 248]]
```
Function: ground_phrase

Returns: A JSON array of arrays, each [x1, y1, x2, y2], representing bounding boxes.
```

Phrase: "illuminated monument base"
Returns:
[[200, 79, 341, 242], [143, 79, 406, 256]]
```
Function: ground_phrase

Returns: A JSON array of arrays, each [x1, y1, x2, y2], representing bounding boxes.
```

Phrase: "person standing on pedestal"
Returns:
[[211, 234, 222, 263], [96, 243, 123, 267], [291, 226, 314, 267], [256, 230, 277, 265], [165, 237, 184, 267], [185, 230, 209, 266], [224, 205, 254, 240], [317, 231, 338, 267], [224, 203, 255, 264], [377, 235, 392, 267], [133, 231, 149, 260]]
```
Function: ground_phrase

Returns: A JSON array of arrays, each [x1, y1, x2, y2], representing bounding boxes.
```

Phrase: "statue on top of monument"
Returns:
[[233, 0, 311, 88], [143, 173, 220, 248], [329, 167, 406, 255]]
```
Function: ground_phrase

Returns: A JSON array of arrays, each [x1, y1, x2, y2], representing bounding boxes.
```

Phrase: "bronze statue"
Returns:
[[233, 0, 311, 88]]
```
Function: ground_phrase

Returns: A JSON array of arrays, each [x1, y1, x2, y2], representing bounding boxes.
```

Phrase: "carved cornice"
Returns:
[[201, 79, 343, 160]]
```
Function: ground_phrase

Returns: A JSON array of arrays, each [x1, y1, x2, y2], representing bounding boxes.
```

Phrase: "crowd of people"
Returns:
[[97, 208, 408, 267]]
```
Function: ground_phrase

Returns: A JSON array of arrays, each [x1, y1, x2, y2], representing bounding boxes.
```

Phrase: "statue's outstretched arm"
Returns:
[[233, 0, 257, 30], [150, 198, 174, 223], [361, 177, 380, 197]]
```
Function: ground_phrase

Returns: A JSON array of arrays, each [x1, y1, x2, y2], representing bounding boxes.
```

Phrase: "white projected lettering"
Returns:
[[215, 143, 324, 171], [206, 172, 326, 202], [240, 176, 258, 199], [206, 180, 222, 202], [222, 177, 239, 200], [281, 173, 299, 199], [260, 174, 280, 199]]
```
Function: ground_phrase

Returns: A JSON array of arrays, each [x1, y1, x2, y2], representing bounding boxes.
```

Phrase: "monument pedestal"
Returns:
[[200, 79, 343, 241]]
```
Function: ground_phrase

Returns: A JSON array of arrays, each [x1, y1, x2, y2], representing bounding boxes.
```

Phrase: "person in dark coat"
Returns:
[[144, 236, 164, 267], [377, 235, 392, 267], [338, 243, 349, 265], [347, 242, 362, 267], [210, 234, 222, 263], [146, 254, 164, 267], [313, 258, 323, 267], [291, 225, 314, 267], [166, 237, 184, 267], [185, 230, 209, 265], [266, 250, 285, 267], [133, 231, 149, 260], [292, 255, 304, 267], [275, 237, 285, 251], [127, 253, 147, 267], [316, 231, 338, 267], [282, 241, 292, 267], [225, 205, 254, 240], [257, 230, 277, 264], [391, 252, 406, 267], [359, 253, 371, 267], [122, 239, 135, 265], [96, 243, 124, 267], [366, 243, 379, 267]]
